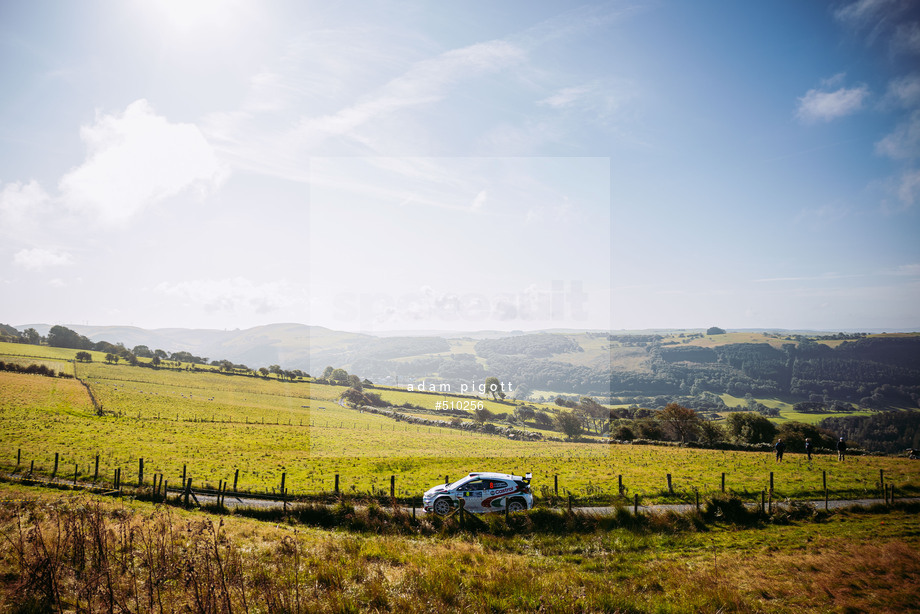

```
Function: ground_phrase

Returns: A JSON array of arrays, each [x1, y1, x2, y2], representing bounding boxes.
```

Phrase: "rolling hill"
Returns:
[[10, 324, 920, 409]]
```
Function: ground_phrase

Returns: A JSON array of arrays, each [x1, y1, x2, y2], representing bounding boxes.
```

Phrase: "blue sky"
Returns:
[[0, 0, 918, 333]]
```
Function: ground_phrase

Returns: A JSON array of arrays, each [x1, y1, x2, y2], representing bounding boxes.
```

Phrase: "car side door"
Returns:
[[482, 479, 512, 511], [456, 479, 486, 512]]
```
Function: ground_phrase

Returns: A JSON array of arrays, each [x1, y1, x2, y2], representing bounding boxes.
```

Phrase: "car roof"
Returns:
[[465, 472, 520, 480]]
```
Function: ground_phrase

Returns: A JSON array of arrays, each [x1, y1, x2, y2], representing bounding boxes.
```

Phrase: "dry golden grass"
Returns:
[[1, 482, 918, 613]]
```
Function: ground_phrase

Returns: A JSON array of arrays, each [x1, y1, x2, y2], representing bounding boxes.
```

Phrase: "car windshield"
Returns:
[[446, 478, 470, 490]]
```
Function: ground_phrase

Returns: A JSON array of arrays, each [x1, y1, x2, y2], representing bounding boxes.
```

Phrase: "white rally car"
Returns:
[[423, 472, 533, 515]]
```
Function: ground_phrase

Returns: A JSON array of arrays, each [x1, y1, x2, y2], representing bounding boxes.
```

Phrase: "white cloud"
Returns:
[[59, 100, 226, 224], [295, 40, 525, 146], [155, 277, 306, 315], [875, 110, 920, 159], [536, 79, 636, 130], [834, 0, 920, 55], [887, 263, 920, 276], [883, 73, 920, 108], [0, 180, 51, 235], [793, 203, 852, 224], [471, 190, 487, 211], [892, 21, 920, 55], [833, 0, 896, 26], [525, 198, 575, 225], [13, 248, 74, 270], [480, 120, 563, 155], [819, 73, 848, 88], [897, 168, 920, 205], [204, 39, 527, 176], [539, 85, 594, 109], [796, 84, 870, 122]]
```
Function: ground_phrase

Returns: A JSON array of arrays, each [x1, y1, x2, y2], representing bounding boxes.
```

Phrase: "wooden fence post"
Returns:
[[618, 474, 623, 496], [233, 468, 239, 491], [16, 449, 20, 466], [879, 469, 884, 497], [29, 460, 34, 475], [182, 464, 187, 487], [390, 475, 395, 498], [184, 478, 191, 506], [335, 474, 340, 495], [822, 470, 826, 492], [94, 455, 99, 481], [53, 452, 59, 478], [760, 490, 765, 514], [163, 479, 168, 503], [73, 463, 78, 485], [769, 471, 774, 494], [667, 473, 673, 494], [633, 493, 639, 515], [695, 489, 700, 513], [554, 474, 558, 496], [138, 458, 144, 486], [445, 475, 449, 485], [721, 472, 725, 493]]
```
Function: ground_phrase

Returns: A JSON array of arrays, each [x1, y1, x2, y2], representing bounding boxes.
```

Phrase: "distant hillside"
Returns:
[[475, 333, 583, 358], [16, 323, 370, 375], [11, 324, 920, 408]]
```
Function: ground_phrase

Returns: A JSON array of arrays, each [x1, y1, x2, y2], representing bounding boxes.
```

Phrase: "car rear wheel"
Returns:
[[507, 498, 526, 513], [433, 497, 453, 515]]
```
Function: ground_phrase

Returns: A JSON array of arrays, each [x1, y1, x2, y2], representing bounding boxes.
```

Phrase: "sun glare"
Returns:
[[146, 0, 242, 32]]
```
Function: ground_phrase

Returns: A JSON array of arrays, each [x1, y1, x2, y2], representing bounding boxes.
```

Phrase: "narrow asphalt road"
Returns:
[[4, 471, 913, 517]]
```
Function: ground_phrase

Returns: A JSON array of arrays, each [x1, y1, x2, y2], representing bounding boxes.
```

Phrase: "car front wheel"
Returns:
[[507, 498, 526, 513], [433, 497, 453, 515]]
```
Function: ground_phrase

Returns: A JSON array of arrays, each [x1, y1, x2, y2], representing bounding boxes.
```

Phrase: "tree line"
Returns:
[[3, 324, 311, 382], [608, 403, 850, 453], [641, 337, 920, 409], [0, 360, 72, 379]]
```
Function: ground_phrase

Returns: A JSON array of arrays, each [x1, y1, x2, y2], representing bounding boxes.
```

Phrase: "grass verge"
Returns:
[[1, 482, 919, 613]]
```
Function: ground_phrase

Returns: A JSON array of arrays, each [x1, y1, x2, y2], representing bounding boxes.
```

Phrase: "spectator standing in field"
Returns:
[[837, 437, 847, 461], [774, 438, 786, 461], [804, 438, 813, 461]]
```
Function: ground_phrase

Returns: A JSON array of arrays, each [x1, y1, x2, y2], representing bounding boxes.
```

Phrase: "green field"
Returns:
[[718, 393, 877, 425], [4, 341, 920, 612], [2, 342, 919, 503]]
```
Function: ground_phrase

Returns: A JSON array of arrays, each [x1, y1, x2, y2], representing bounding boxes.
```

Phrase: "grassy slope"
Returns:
[[2, 344, 918, 501], [717, 393, 876, 425]]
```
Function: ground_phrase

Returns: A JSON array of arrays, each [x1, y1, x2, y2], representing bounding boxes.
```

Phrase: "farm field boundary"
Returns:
[[4, 444, 916, 507], [0, 473, 920, 517]]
